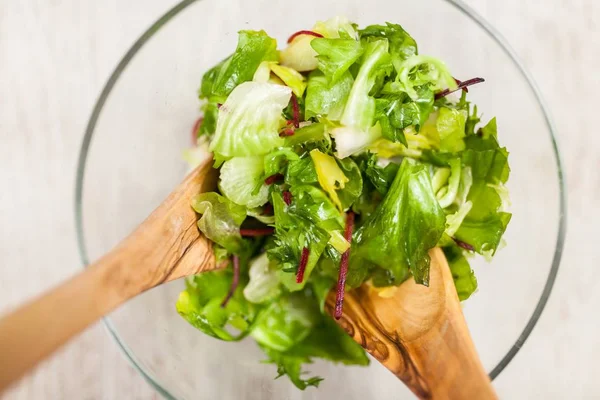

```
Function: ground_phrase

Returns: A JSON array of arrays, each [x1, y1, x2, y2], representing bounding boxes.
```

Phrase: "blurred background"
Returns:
[[0, 0, 598, 398]]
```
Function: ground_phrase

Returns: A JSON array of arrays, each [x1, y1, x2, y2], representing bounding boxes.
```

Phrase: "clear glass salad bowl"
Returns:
[[75, 0, 566, 398]]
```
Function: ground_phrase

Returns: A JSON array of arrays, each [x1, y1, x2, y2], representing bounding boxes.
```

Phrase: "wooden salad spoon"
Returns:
[[0, 159, 495, 399], [326, 248, 496, 399]]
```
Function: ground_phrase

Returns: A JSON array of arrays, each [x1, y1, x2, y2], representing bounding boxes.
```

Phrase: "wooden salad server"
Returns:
[[326, 248, 497, 399], [0, 159, 495, 399]]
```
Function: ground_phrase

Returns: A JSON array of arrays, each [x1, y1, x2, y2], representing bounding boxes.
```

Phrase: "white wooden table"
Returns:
[[0, 0, 598, 398]]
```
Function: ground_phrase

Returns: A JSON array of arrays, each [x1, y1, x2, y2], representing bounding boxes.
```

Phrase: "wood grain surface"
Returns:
[[0, 0, 598, 399], [326, 248, 495, 399]]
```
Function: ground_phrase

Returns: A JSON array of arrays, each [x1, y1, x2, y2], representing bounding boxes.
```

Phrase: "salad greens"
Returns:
[[182, 16, 511, 390]]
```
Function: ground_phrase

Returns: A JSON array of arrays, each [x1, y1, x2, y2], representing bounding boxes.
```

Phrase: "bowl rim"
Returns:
[[74, 0, 567, 397]]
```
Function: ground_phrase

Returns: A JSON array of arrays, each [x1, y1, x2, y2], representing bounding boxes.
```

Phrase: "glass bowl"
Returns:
[[75, 0, 566, 398]]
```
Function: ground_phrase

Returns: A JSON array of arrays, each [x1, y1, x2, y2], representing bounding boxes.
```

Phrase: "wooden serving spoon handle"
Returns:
[[326, 247, 496, 400], [0, 160, 218, 392]]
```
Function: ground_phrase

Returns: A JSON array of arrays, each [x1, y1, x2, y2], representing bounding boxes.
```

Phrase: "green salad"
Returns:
[[178, 16, 511, 389]]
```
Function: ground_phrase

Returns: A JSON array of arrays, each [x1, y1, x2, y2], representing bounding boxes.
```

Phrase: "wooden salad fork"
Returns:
[[0, 159, 495, 399]]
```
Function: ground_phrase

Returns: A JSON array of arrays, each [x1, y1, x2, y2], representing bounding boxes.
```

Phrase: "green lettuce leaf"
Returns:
[[284, 123, 331, 150], [260, 345, 323, 390], [257, 289, 368, 390], [350, 158, 445, 287], [445, 200, 473, 237], [250, 291, 318, 351], [341, 39, 392, 132], [197, 101, 220, 137], [247, 207, 275, 225], [210, 81, 291, 162], [191, 192, 247, 254], [268, 190, 330, 291], [454, 212, 511, 255], [435, 158, 462, 208], [219, 156, 269, 208], [263, 148, 300, 177], [310, 272, 336, 312], [455, 118, 511, 255], [359, 22, 417, 62], [285, 156, 319, 186], [176, 268, 259, 341], [286, 317, 369, 366], [436, 107, 467, 152], [442, 245, 478, 301], [352, 160, 385, 219], [390, 55, 457, 100], [273, 185, 342, 291], [243, 253, 282, 304], [209, 30, 278, 97], [290, 185, 344, 231], [199, 58, 227, 99], [330, 39, 392, 158], [311, 38, 363, 84], [379, 85, 434, 137], [361, 153, 399, 195], [336, 156, 363, 210], [305, 71, 354, 120]]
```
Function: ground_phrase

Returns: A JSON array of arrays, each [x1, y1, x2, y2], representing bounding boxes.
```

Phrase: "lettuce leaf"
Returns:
[[260, 345, 323, 390], [209, 30, 278, 97], [197, 102, 220, 137], [359, 22, 417, 62], [243, 253, 281, 304], [257, 290, 368, 390], [436, 158, 462, 208], [210, 82, 291, 161], [373, 88, 434, 146], [350, 158, 445, 287], [268, 190, 330, 291], [305, 71, 354, 120], [191, 192, 247, 254], [313, 16, 359, 39], [285, 156, 319, 186], [273, 185, 342, 291], [219, 156, 269, 208], [250, 291, 318, 352], [330, 39, 392, 158], [311, 38, 363, 84], [290, 185, 344, 231], [330, 124, 382, 159], [263, 148, 300, 177], [436, 107, 467, 152], [284, 123, 331, 149], [341, 39, 392, 132], [176, 268, 259, 341], [455, 118, 511, 254], [361, 153, 399, 195], [278, 16, 358, 75], [454, 213, 511, 255], [443, 245, 478, 301], [336, 156, 363, 210], [392, 55, 457, 100], [199, 58, 227, 99], [287, 317, 369, 366]]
